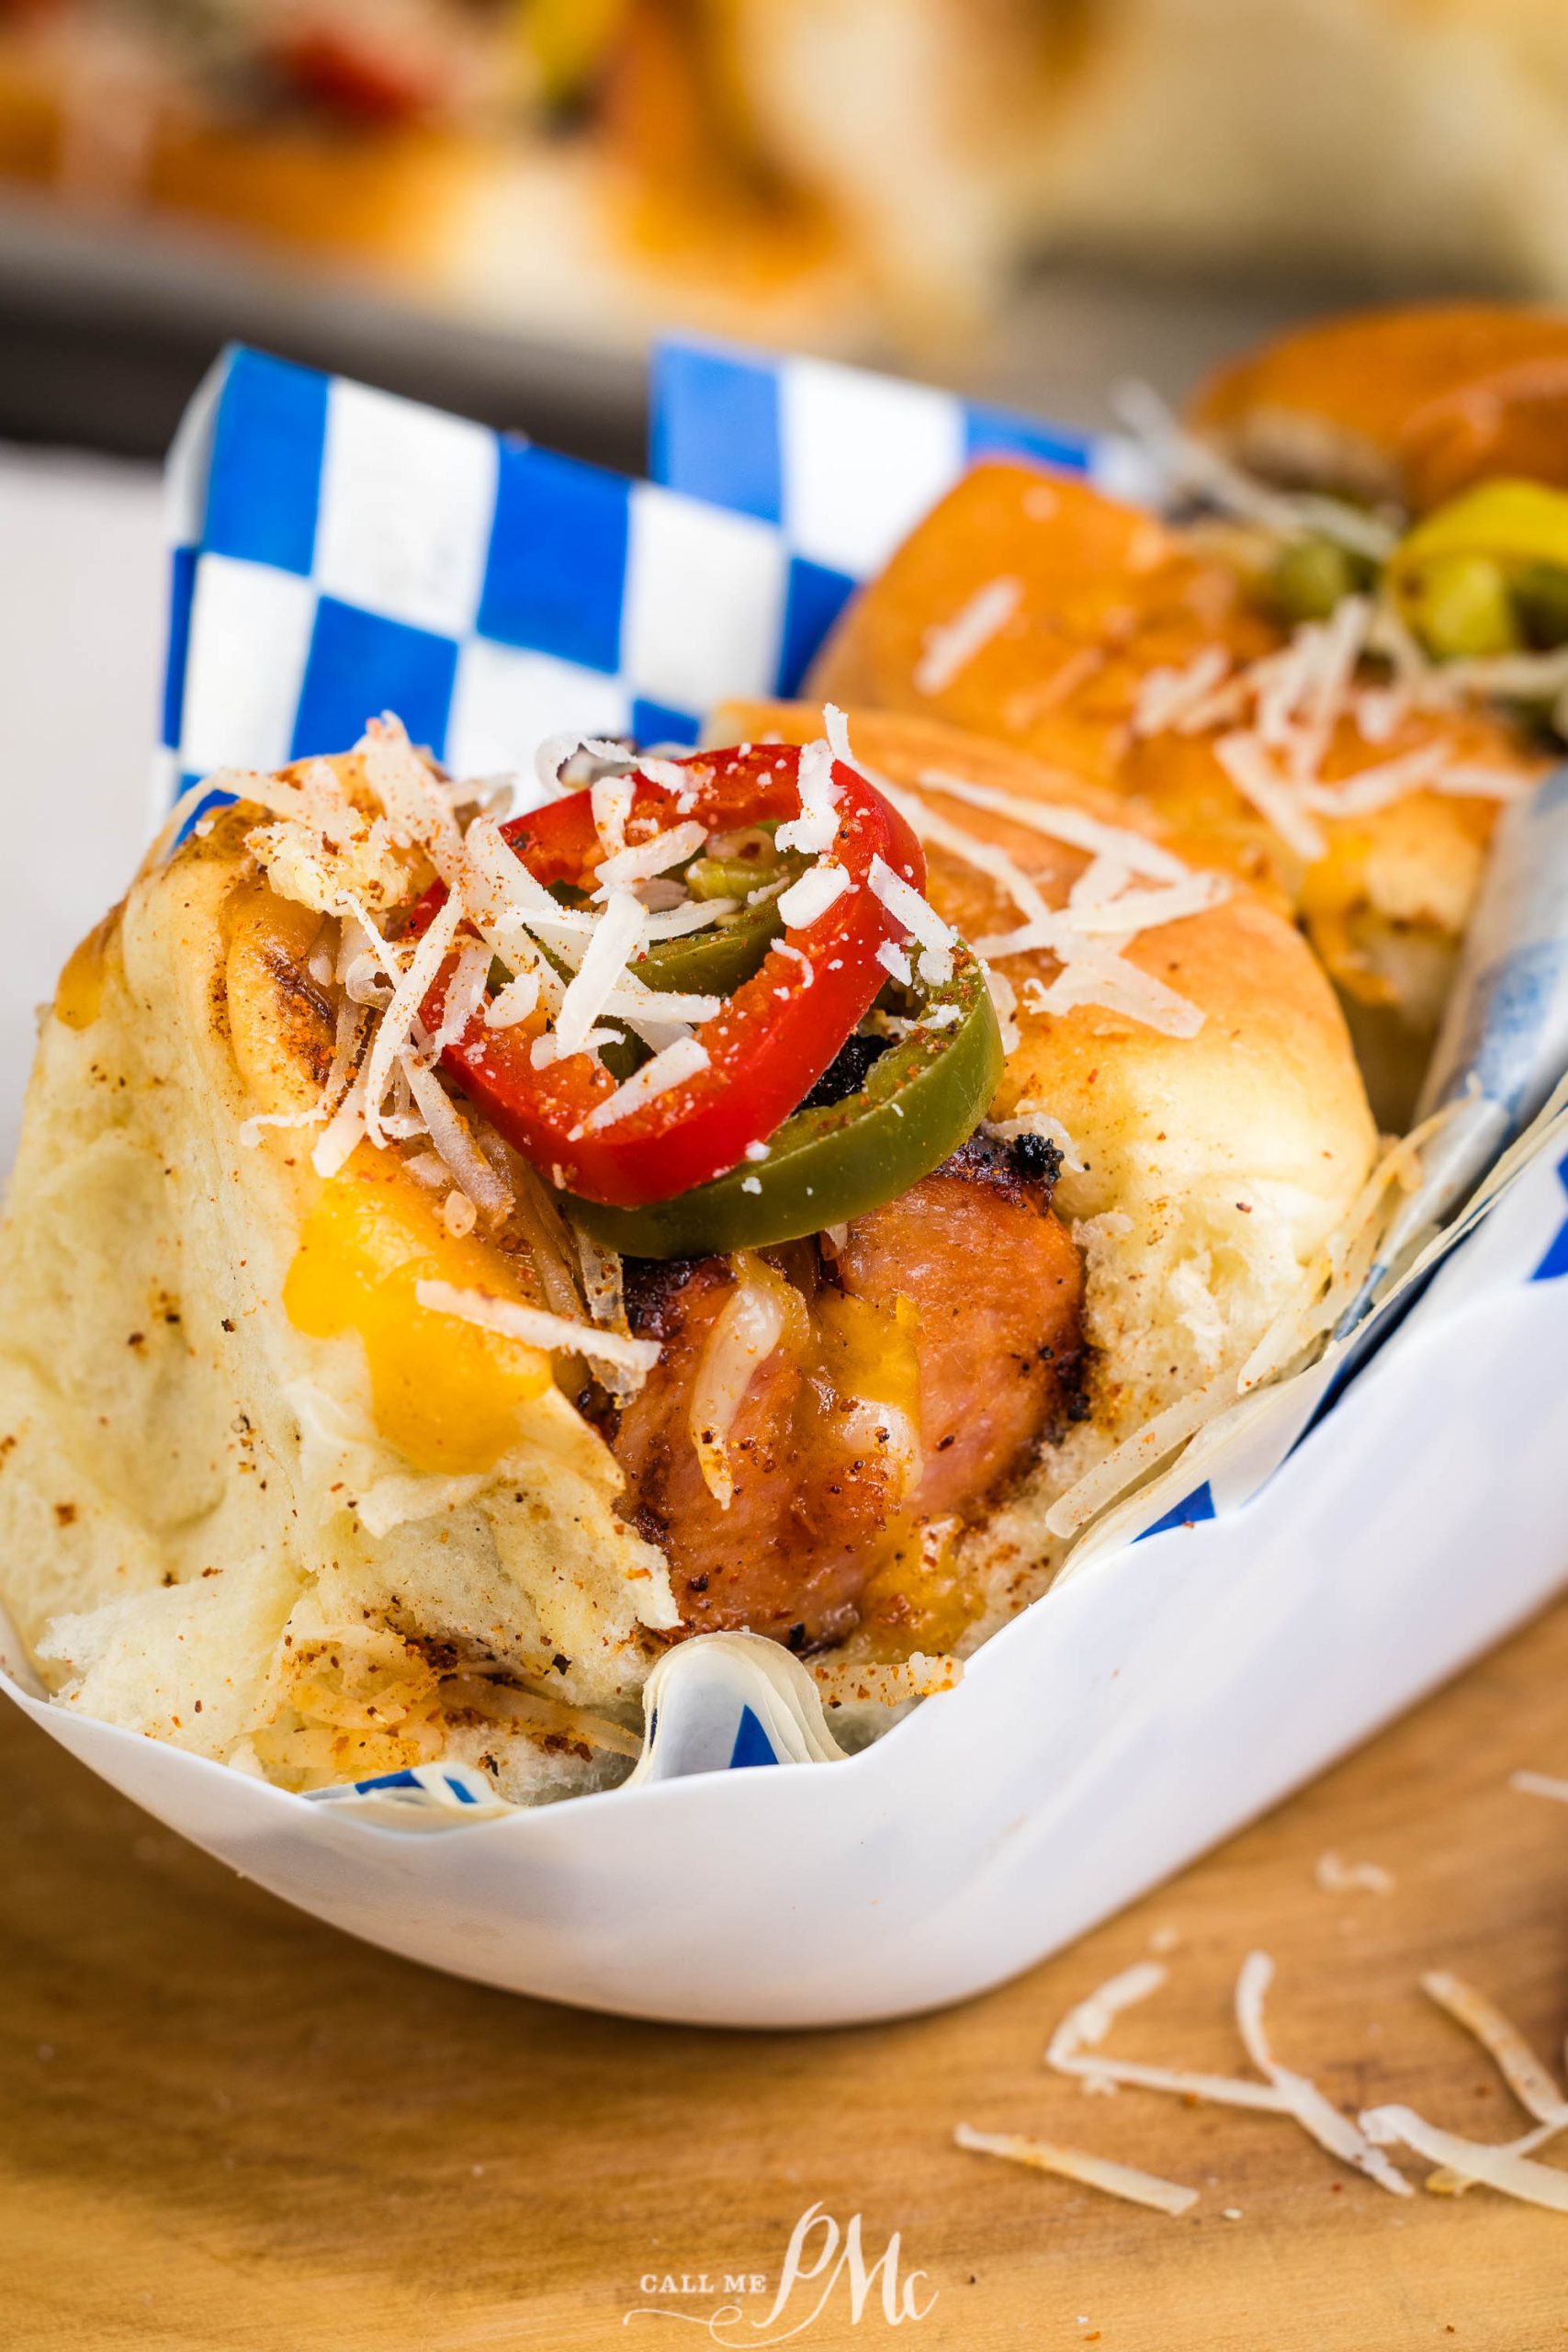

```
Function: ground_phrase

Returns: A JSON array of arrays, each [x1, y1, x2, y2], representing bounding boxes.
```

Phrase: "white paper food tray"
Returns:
[[2, 340, 1564, 2028]]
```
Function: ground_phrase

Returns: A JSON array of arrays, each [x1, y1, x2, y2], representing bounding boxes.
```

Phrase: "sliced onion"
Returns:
[[688, 1258, 806, 1510]]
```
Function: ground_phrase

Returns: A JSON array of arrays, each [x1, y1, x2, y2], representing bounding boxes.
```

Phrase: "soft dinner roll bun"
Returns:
[[1190, 302, 1568, 514], [0, 782, 674, 1802], [807, 460, 1544, 1118], [1, 724, 1374, 1785], [716, 700, 1377, 1629]]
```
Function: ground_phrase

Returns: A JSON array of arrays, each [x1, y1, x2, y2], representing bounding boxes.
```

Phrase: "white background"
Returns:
[[0, 445, 163, 1172]]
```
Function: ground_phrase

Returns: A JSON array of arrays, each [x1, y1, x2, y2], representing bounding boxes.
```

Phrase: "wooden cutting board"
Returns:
[[5, 1589, 1568, 2352]]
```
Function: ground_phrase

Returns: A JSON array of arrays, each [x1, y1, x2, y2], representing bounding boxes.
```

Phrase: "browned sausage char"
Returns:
[[834, 1133, 1086, 1525], [610, 1250, 900, 1647], [608, 1136, 1085, 1647]]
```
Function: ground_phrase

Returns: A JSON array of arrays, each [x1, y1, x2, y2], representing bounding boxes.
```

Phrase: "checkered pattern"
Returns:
[[162, 346, 795, 797], [649, 334, 1154, 692], [162, 341, 1155, 799], [1534, 1150, 1568, 1281]]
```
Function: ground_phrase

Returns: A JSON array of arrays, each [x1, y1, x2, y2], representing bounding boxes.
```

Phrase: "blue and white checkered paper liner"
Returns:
[[161, 345, 811, 799], [305, 1760, 514, 1823], [649, 334, 1154, 693], [622, 1634, 845, 1788], [160, 338, 1145, 802]]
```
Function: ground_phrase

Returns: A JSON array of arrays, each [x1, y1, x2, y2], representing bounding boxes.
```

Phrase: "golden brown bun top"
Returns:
[[801, 458, 1540, 987], [1190, 301, 1568, 512], [716, 701, 1378, 1250], [807, 458, 1288, 900], [810, 461, 1272, 798]]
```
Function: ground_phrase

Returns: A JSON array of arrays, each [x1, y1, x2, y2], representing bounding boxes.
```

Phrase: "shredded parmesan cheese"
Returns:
[[462, 818, 594, 956], [594, 820, 707, 896], [483, 969, 542, 1030], [1214, 733, 1328, 864], [572, 1035, 710, 1137], [441, 1672, 645, 1760], [777, 861, 852, 931], [1128, 581, 1537, 851], [359, 718, 464, 871], [1359, 2108, 1568, 2215], [867, 769, 1203, 1038], [432, 941, 494, 1054], [400, 1055, 512, 1217], [1069, 852, 1133, 909], [918, 768, 1191, 885], [1046, 1961, 1292, 2114], [1050, 1960, 1168, 2064], [1235, 1951, 1413, 2196], [590, 771, 637, 859], [1134, 647, 1233, 737], [237, 1103, 327, 1149], [1421, 1973, 1568, 2137], [361, 893, 460, 1148], [535, 730, 632, 796], [548, 888, 648, 1060], [1113, 378, 1399, 562], [1046, 1383, 1220, 1542], [642, 897, 739, 941], [868, 854, 956, 984], [1314, 1852, 1395, 1895], [571, 1220, 631, 1381], [953, 2124, 1198, 2217], [442, 1189, 477, 1238], [311, 1069, 369, 1180], [774, 736, 842, 857], [822, 702, 856, 769], [914, 575, 1023, 695], [1065, 874, 1228, 936], [688, 1265, 790, 1510], [415, 1281, 660, 1382], [1509, 1770, 1568, 1805], [874, 772, 1055, 937]]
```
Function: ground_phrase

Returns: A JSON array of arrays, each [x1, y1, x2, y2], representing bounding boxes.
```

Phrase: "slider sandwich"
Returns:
[[813, 309, 1568, 1120], [0, 704, 1375, 1800]]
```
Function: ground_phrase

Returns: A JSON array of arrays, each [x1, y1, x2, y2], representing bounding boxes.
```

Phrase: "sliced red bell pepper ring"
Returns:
[[415, 743, 927, 1209]]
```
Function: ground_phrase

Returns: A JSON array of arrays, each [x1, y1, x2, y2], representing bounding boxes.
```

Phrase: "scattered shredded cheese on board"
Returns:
[[953, 2123, 1198, 2217]]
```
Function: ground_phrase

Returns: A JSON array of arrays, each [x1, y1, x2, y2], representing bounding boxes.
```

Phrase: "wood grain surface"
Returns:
[[5, 1593, 1568, 2352]]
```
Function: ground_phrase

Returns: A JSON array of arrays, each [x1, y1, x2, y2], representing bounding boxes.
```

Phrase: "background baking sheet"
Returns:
[[0, 185, 1348, 467]]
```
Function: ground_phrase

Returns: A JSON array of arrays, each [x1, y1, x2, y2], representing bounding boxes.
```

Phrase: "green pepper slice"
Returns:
[[566, 944, 1005, 1260], [1263, 535, 1377, 627], [629, 884, 794, 1000], [533, 863, 796, 1008]]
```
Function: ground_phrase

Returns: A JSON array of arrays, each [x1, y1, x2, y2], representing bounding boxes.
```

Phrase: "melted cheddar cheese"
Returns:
[[284, 1149, 551, 1475]]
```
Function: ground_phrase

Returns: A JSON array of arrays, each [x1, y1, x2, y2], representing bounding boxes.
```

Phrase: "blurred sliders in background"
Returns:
[[4, 0, 1568, 462]]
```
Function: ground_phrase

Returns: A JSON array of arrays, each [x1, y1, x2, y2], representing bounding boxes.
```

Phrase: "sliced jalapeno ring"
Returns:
[[1264, 535, 1376, 627], [629, 880, 794, 1000], [567, 944, 1004, 1261]]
